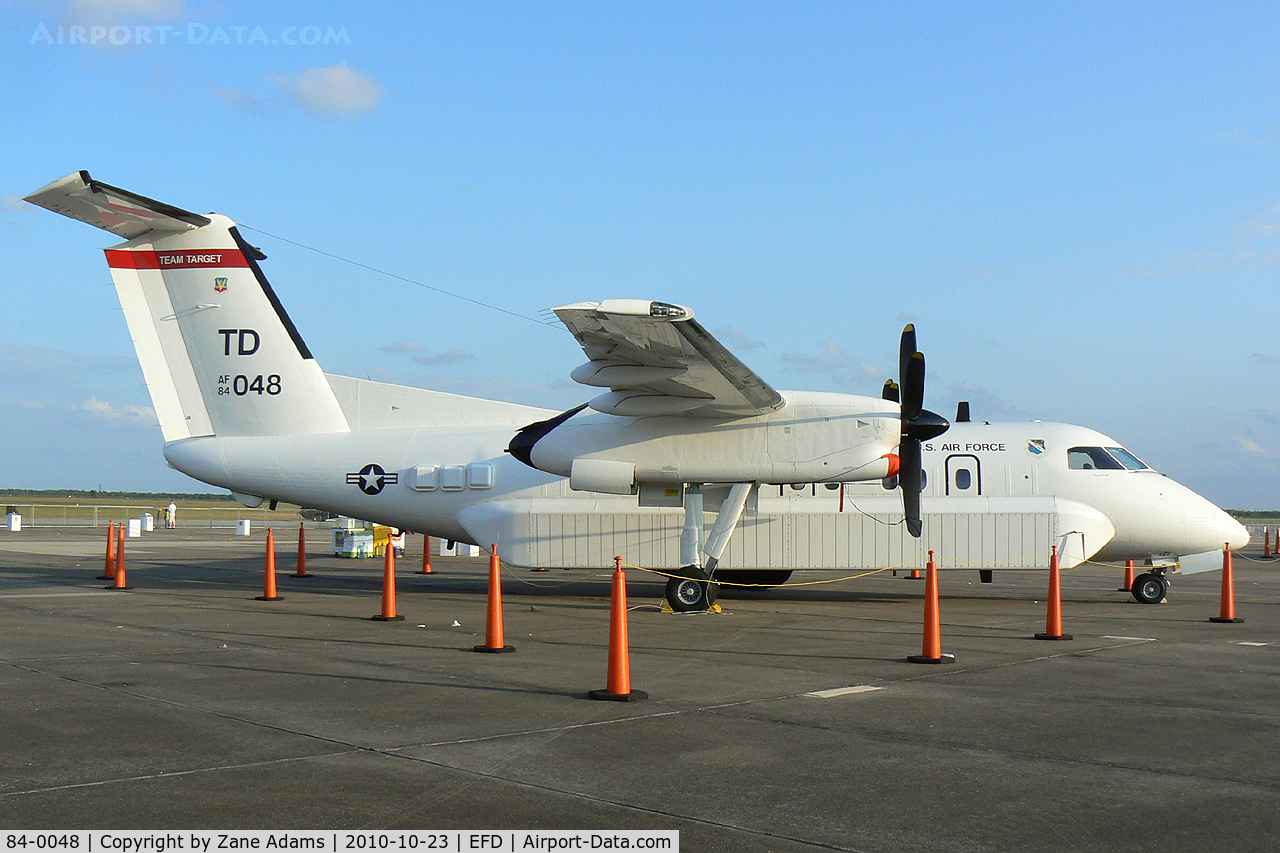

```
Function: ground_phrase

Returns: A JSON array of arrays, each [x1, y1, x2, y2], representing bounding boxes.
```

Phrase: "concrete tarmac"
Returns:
[[1, 526, 1277, 852]]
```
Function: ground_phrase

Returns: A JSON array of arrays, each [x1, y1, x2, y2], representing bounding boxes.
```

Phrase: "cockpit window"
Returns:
[[1106, 447, 1149, 470], [1067, 446, 1125, 470]]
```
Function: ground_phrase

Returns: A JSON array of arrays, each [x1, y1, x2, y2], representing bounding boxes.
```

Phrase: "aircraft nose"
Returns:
[[1221, 514, 1251, 551], [1191, 507, 1250, 553]]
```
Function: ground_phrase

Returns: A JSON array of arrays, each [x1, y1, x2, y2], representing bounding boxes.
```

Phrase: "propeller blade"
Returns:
[[889, 324, 946, 538], [882, 379, 899, 403], [900, 438, 923, 538], [902, 352, 925, 422], [899, 324, 916, 391]]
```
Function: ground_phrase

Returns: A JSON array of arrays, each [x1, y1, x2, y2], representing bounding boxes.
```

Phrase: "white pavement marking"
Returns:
[[804, 685, 883, 699]]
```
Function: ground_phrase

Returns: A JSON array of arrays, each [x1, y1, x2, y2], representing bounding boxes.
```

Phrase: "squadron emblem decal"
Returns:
[[214, 276, 228, 293], [1026, 439, 1047, 457], [346, 463, 398, 495]]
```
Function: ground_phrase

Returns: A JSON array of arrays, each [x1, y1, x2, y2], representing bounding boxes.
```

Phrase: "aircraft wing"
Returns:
[[23, 170, 210, 239], [554, 300, 783, 417]]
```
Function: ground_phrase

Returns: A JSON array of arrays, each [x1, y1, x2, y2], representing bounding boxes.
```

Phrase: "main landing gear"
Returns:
[[664, 482, 754, 613], [665, 566, 719, 613], [1130, 568, 1170, 604]]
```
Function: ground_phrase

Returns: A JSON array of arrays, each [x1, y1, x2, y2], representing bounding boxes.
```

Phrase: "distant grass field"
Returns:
[[0, 494, 305, 528]]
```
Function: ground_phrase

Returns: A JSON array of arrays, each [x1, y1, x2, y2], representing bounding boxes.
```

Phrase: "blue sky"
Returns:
[[2, 1, 1279, 508]]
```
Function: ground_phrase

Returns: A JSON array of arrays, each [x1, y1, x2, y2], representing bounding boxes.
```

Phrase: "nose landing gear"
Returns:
[[1130, 569, 1169, 604]]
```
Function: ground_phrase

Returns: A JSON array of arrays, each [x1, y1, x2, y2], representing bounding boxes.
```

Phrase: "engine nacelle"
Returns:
[[511, 390, 902, 488]]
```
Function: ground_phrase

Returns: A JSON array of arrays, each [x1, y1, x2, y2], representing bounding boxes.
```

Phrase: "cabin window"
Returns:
[[1067, 447, 1125, 470], [1106, 447, 1149, 470], [955, 469, 972, 490], [440, 465, 467, 490], [467, 462, 494, 489]]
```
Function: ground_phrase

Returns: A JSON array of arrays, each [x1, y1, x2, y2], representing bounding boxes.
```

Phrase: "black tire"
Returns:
[[665, 566, 718, 612], [713, 570, 793, 590], [1131, 572, 1168, 605]]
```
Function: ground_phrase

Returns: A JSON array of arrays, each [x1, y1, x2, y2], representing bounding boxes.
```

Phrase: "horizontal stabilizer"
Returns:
[[24, 170, 210, 239]]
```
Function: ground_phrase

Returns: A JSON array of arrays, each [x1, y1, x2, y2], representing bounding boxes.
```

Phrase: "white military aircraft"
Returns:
[[26, 172, 1247, 610]]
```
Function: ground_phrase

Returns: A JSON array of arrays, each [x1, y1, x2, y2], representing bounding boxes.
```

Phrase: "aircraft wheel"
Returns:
[[1131, 572, 1168, 605], [665, 567, 718, 612]]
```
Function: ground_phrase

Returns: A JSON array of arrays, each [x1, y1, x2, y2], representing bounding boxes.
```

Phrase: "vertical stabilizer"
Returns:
[[26, 172, 350, 439]]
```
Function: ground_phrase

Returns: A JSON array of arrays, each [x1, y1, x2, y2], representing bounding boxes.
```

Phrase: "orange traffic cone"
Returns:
[[256, 528, 281, 601], [100, 521, 117, 580], [1035, 545, 1072, 640], [474, 544, 514, 652], [372, 540, 404, 621], [419, 534, 434, 574], [106, 525, 131, 590], [908, 551, 950, 663], [292, 522, 311, 578], [591, 557, 648, 701], [1119, 559, 1135, 592], [1209, 543, 1244, 623]]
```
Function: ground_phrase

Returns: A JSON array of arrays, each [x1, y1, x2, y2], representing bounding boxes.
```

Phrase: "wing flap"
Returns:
[[554, 300, 782, 418]]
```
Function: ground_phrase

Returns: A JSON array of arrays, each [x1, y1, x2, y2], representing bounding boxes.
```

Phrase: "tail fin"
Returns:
[[25, 171, 349, 440]]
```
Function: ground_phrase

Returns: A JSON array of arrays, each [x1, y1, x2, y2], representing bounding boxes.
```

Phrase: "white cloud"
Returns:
[[1236, 437, 1272, 458], [1117, 249, 1280, 279], [80, 395, 157, 426], [779, 341, 882, 387], [381, 340, 424, 354], [274, 62, 385, 118], [2, 195, 31, 232], [412, 350, 474, 367], [65, 0, 188, 23], [1121, 199, 1280, 279], [713, 326, 766, 352], [208, 84, 268, 116]]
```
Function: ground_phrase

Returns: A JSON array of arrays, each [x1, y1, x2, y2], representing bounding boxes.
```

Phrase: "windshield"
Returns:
[[1067, 446, 1125, 470], [1106, 446, 1150, 470]]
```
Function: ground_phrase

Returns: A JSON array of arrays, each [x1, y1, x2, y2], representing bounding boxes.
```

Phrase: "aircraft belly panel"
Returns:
[[474, 497, 1085, 571]]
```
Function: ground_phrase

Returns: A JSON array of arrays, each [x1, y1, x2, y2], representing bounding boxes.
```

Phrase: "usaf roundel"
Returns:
[[346, 463, 398, 495]]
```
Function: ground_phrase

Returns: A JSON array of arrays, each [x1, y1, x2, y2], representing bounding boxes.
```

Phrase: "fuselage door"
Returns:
[[945, 454, 982, 495]]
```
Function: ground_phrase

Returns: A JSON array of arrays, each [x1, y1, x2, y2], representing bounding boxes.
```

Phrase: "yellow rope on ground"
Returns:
[[500, 565, 613, 588], [493, 541, 1193, 592], [621, 558, 924, 588]]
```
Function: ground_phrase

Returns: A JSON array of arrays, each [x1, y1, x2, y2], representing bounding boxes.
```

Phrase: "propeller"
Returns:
[[890, 324, 949, 537]]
